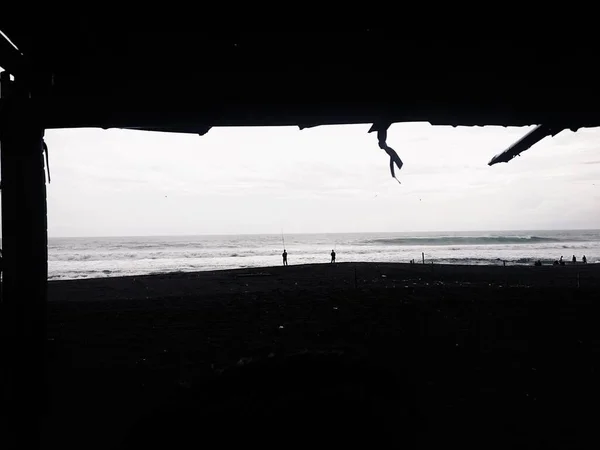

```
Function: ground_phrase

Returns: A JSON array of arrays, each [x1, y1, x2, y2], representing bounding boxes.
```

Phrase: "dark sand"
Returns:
[[44, 262, 600, 448]]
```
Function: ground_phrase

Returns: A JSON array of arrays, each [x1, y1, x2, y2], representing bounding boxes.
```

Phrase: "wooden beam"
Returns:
[[31, 94, 600, 131], [0, 32, 24, 77], [488, 125, 566, 166], [0, 72, 48, 450]]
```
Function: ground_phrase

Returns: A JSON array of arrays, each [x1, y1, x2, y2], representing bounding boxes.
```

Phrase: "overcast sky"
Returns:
[[33, 123, 600, 237]]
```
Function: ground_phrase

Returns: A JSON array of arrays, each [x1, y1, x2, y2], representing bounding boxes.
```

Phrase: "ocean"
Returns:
[[47, 230, 600, 280]]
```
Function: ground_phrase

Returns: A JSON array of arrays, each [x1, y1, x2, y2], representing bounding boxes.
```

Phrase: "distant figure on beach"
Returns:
[[583, 255, 587, 264], [572, 255, 577, 264], [331, 250, 336, 263], [559, 256, 565, 266], [534, 260, 542, 266], [282, 249, 288, 266]]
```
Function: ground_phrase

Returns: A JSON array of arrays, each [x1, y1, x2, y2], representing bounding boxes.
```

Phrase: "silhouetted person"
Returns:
[[331, 250, 336, 263], [583, 255, 587, 264], [282, 249, 288, 266], [572, 255, 577, 264], [559, 256, 565, 266]]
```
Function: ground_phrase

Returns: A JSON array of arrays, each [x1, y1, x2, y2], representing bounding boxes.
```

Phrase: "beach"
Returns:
[[44, 262, 600, 448]]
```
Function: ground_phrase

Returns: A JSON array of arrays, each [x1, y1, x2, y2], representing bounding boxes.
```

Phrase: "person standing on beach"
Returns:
[[331, 249, 336, 263], [282, 249, 288, 266], [583, 255, 587, 264], [572, 255, 577, 264]]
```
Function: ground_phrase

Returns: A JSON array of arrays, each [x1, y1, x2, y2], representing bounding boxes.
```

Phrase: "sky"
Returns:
[[28, 123, 599, 237]]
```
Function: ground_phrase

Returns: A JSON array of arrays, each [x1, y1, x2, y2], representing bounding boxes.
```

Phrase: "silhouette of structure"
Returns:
[[368, 122, 403, 182], [2, 25, 600, 449]]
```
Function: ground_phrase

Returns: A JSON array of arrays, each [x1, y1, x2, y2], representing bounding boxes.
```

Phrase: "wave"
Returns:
[[431, 256, 557, 265], [363, 236, 578, 246]]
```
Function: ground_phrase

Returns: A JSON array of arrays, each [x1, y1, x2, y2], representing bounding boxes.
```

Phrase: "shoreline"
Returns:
[[48, 260, 600, 282], [49, 258, 598, 282]]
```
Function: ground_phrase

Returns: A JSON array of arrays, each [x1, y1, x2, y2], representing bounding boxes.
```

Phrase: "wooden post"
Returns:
[[422, 252, 425, 264], [1, 72, 48, 449]]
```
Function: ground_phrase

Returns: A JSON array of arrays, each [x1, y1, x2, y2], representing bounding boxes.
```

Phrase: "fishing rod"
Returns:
[[281, 229, 286, 249]]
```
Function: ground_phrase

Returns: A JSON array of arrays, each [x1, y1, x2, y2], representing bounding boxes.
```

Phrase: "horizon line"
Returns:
[[19, 227, 600, 240]]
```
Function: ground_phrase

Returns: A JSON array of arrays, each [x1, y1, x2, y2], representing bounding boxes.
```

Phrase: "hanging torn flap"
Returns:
[[368, 123, 403, 184], [42, 140, 50, 183]]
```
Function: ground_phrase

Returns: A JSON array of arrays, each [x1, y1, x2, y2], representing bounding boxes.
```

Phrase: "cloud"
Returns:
[[40, 123, 600, 236]]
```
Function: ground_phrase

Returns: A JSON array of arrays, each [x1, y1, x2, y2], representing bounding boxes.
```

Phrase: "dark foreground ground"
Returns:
[[43, 262, 600, 449]]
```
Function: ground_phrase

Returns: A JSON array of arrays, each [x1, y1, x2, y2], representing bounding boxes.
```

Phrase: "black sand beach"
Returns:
[[44, 262, 600, 448]]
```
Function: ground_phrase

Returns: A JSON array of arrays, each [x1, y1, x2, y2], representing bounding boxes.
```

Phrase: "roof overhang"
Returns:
[[2, 22, 600, 131]]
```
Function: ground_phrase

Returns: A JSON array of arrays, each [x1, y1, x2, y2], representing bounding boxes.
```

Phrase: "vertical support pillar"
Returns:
[[1, 71, 48, 449]]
